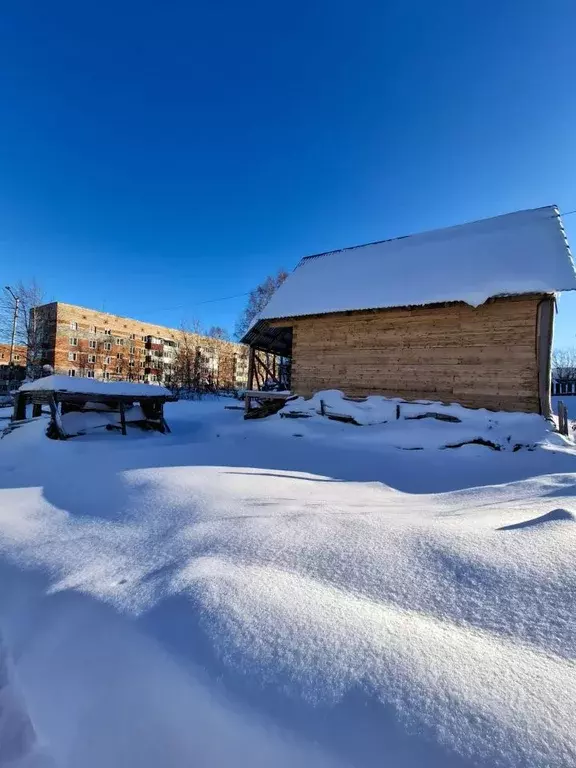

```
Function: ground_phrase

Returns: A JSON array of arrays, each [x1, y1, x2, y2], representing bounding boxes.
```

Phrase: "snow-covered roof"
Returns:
[[250, 206, 576, 328], [19, 375, 172, 398]]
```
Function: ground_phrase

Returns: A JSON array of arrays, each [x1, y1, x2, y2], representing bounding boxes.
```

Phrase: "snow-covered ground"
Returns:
[[0, 396, 575, 767]]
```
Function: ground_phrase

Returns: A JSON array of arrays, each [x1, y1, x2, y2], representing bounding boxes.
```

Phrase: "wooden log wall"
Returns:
[[285, 296, 543, 413]]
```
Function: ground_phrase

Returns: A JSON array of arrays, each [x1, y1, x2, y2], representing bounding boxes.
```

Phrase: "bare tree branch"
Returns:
[[552, 348, 576, 381], [234, 269, 288, 340], [0, 280, 47, 377], [207, 325, 229, 341]]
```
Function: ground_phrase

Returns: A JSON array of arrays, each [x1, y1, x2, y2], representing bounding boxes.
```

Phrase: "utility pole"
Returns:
[[4, 286, 20, 367]]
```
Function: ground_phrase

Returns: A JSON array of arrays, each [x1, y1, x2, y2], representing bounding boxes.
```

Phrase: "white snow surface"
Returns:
[[1, 397, 576, 767], [251, 206, 576, 326], [19, 375, 172, 398]]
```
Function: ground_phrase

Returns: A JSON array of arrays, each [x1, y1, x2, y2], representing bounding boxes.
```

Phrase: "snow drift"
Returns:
[[279, 389, 564, 451], [0, 399, 575, 767]]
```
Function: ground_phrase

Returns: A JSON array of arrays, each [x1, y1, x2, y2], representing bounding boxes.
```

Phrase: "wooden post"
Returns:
[[558, 401, 569, 436], [247, 346, 255, 391], [320, 399, 326, 416], [12, 393, 26, 421], [119, 401, 127, 436], [32, 403, 42, 418], [48, 395, 66, 439], [244, 393, 251, 415]]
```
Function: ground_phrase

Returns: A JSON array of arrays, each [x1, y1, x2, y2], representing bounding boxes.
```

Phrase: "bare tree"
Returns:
[[552, 348, 576, 381], [234, 269, 288, 340], [0, 280, 47, 378], [207, 325, 229, 341], [172, 325, 200, 395]]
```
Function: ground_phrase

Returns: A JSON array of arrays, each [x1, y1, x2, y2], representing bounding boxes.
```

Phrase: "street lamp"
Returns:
[[4, 286, 20, 367]]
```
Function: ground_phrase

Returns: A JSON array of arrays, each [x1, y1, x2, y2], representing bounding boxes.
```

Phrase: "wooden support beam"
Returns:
[[119, 401, 127, 436], [13, 393, 26, 422], [254, 352, 277, 383], [48, 395, 67, 440], [247, 346, 256, 391]]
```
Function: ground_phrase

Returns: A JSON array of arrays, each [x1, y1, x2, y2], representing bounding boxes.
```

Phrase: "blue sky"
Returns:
[[1, 1, 576, 344]]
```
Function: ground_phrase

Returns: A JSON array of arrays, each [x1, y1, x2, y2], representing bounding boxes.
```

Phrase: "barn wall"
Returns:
[[286, 296, 543, 412]]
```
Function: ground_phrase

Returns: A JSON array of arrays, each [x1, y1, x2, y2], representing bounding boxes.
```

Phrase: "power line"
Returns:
[[149, 290, 252, 314]]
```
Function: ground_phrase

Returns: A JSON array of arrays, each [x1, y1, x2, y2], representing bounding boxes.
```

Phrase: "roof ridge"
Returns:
[[297, 206, 559, 267]]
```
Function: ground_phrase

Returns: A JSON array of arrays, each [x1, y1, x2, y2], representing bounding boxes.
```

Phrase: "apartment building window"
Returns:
[[141, 335, 147, 342], [104, 342, 111, 351], [70, 321, 78, 330], [104, 329, 111, 335], [0, 352, 4, 359], [116, 366, 121, 374], [140, 361, 144, 368], [69, 337, 78, 346], [129, 333, 136, 340], [129, 361, 135, 368], [129, 346, 135, 354], [105, 356, 111, 365], [116, 338, 124, 346], [68, 352, 77, 362], [104, 372, 110, 380], [67, 369, 76, 377], [117, 353, 123, 360], [89, 340, 96, 349], [88, 354, 96, 363], [86, 370, 95, 378], [90, 325, 97, 334]]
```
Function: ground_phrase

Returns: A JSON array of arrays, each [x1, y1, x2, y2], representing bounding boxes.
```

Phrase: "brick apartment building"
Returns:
[[31, 302, 249, 389], [0, 342, 27, 389]]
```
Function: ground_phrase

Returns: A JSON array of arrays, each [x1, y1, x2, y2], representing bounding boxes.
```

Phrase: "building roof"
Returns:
[[246, 207, 576, 336]]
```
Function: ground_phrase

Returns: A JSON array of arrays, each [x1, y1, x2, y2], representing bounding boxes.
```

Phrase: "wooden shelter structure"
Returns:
[[242, 207, 576, 415], [13, 375, 176, 439]]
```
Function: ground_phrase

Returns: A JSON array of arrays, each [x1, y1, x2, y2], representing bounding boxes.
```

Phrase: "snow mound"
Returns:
[[280, 390, 563, 451]]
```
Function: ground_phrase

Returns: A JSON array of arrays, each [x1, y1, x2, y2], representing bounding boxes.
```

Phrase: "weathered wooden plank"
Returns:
[[289, 295, 542, 413]]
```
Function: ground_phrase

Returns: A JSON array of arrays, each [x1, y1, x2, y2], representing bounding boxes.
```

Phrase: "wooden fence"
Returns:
[[551, 379, 576, 396]]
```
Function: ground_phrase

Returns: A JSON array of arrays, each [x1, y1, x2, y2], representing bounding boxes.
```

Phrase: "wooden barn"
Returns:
[[242, 207, 576, 415]]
